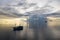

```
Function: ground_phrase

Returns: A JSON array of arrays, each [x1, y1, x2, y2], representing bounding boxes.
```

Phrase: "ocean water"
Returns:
[[0, 16, 60, 40]]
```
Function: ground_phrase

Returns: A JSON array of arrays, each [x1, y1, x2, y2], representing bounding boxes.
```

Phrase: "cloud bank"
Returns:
[[0, 0, 60, 14]]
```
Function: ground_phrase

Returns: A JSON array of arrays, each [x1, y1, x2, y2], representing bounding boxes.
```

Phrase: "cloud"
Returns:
[[0, 0, 60, 14]]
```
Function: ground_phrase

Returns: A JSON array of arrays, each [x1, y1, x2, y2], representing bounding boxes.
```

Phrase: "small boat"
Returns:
[[13, 26, 23, 31]]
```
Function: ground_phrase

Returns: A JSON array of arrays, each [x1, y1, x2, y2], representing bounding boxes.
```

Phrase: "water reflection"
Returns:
[[0, 15, 60, 40]]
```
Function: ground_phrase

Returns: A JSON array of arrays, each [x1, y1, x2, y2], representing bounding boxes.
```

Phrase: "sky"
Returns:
[[0, 0, 60, 14]]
